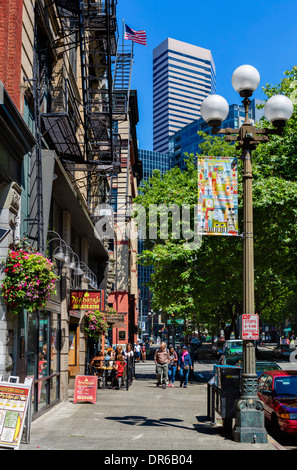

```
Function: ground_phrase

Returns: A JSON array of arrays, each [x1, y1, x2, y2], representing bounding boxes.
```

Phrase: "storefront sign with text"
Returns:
[[69, 290, 105, 311], [73, 376, 97, 404]]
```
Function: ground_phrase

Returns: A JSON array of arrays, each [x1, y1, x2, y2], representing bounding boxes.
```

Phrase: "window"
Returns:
[[27, 311, 60, 414]]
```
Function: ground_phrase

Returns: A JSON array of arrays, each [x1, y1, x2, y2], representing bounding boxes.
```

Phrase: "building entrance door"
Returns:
[[68, 320, 80, 379]]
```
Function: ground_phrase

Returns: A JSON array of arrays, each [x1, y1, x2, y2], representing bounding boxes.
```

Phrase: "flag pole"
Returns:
[[122, 19, 125, 89]]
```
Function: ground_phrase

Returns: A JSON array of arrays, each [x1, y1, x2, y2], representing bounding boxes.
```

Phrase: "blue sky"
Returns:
[[116, 0, 297, 151]]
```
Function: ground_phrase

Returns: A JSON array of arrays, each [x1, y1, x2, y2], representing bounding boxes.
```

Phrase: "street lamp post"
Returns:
[[200, 65, 293, 443]]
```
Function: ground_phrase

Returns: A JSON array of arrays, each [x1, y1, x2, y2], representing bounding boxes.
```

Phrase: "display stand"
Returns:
[[0, 375, 33, 450]]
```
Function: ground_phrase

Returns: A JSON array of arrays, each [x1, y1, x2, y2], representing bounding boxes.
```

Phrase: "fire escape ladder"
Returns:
[[112, 42, 134, 117]]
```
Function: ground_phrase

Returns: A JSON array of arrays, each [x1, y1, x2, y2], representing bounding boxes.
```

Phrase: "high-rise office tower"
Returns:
[[169, 99, 264, 170], [153, 38, 216, 153], [138, 149, 171, 334]]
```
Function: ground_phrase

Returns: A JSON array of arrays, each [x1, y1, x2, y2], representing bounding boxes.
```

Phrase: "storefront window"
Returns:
[[27, 313, 37, 379], [27, 311, 60, 414]]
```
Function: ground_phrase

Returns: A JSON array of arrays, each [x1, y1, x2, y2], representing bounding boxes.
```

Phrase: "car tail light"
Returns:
[[279, 413, 297, 420]]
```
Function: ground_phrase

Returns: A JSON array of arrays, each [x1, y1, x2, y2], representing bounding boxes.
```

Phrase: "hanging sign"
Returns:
[[69, 289, 105, 311], [197, 157, 239, 236], [73, 376, 98, 404], [0, 376, 33, 450], [240, 314, 259, 340]]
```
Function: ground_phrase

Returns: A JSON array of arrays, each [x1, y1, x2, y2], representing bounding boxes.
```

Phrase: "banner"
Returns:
[[197, 157, 238, 236]]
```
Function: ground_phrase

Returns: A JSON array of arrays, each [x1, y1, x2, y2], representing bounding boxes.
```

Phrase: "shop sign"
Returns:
[[73, 376, 97, 404], [240, 314, 259, 340], [69, 289, 105, 311], [106, 314, 125, 324], [0, 376, 33, 450]]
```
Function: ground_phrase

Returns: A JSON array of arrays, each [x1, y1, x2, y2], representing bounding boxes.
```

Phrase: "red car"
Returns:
[[258, 370, 297, 434]]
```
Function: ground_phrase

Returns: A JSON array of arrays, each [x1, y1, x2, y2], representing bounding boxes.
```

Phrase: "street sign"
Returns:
[[167, 319, 184, 325], [240, 314, 259, 340]]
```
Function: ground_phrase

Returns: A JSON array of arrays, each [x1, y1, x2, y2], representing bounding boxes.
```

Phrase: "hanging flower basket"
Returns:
[[105, 306, 118, 315], [84, 310, 108, 341], [1, 247, 59, 314]]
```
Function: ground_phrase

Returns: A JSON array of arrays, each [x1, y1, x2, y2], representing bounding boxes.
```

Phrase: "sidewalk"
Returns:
[[20, 361, 279, 451]]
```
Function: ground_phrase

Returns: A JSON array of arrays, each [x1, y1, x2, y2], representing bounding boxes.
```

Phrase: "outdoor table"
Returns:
[[94, 366, 114, 388]]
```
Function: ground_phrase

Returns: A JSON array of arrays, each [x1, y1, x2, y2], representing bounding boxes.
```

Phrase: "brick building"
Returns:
[[0, 0, 141, 416]]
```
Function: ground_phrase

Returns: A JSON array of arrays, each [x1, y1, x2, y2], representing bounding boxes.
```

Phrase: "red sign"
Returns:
[[70, 290, 105, 311], [73, 376, 97, 404], [241, 314, 259, 340]]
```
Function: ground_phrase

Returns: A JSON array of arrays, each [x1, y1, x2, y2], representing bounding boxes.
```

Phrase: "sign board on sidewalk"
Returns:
[[0, 376, 33, 450], [240, 314, 259, 340], [73, 376, 97, 404]]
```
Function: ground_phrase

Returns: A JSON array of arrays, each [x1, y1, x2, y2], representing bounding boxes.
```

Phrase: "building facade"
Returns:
[[107, 90, 142, 347], [153, 38, 216, 153], [137, 149, 171, 335], [0, 0, 141, 417]]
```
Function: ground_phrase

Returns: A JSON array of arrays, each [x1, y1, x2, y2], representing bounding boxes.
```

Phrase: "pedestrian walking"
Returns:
[[154, 342, 170, 389], [134, 343, 141, 362], [141, 342, 146, 362], [168, 346, 178, 387], [178, 346, 193, 388]]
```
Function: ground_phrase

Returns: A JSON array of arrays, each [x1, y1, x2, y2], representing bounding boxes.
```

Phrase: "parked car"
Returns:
[[212, 340, 225, 357], [273, 344, 296, 360], [219, 354, 242, 366], [234, 360, 282, 378], [223, 339, 243, 356], [258, 370, 297, 434], [190, 338, 202, 349]]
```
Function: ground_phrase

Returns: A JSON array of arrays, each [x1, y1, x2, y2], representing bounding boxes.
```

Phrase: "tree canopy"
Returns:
[[135, 66, 297, 337]]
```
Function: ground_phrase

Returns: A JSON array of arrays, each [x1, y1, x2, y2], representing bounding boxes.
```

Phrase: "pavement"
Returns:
[[19, 360, 281, 452]]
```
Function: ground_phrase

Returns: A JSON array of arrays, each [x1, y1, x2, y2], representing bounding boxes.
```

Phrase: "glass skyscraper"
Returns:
[[169, 99, 264, 170], [137, 149, 171, 327], [153, 38, 216, 154]]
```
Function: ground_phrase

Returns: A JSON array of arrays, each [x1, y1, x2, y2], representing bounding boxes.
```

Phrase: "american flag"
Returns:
[[124, 24, 147, 46]]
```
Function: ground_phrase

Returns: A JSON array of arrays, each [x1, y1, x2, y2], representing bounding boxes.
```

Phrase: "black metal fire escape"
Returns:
[[35, 0, 134, 223]]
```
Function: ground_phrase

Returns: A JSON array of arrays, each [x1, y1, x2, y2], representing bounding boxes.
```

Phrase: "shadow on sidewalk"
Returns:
[[195, 415, 232, 439], [105, 414, 199, 432], [104, 414, 227, 438]]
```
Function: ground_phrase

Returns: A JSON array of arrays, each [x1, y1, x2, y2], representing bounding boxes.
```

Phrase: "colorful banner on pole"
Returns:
[[197, 157, 238, 236]]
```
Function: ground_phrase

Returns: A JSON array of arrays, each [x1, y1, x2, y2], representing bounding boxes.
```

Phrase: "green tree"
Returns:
[[136, 66, 297, 336]]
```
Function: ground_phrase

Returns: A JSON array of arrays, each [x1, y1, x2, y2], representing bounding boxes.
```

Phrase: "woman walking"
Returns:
[[178, 346, 193, 388], [168, 346, 178, 387]]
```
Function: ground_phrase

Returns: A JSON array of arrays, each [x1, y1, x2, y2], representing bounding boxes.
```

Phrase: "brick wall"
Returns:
[[0, 0, 23, 109]]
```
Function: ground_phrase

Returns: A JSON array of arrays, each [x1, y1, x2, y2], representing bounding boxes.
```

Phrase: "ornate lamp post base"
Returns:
[[233, 342, 267, 443], [233, 394, 267, 443]]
